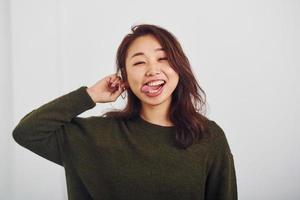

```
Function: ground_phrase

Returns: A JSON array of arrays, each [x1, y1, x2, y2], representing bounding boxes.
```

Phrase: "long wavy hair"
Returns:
[[102, 24, 211, 149]]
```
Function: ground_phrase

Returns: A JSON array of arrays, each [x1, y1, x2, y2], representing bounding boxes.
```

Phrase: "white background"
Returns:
[[1, 0, 299, 199]]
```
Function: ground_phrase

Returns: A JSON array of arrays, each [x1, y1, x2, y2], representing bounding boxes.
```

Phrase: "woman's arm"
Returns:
[[12, 86, 96, 166]]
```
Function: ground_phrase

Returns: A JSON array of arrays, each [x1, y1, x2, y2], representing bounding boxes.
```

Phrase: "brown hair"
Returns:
[[102, 23, 211, 149]]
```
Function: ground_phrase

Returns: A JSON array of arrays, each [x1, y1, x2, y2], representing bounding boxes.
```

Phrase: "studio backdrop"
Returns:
[[1, 0, 299, 199]]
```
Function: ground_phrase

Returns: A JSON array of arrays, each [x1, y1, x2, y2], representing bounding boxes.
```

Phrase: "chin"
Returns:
[[142, 93, 172, 105]]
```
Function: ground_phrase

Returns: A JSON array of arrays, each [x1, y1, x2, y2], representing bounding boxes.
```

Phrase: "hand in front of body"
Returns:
[[86, 74, 127, 103]]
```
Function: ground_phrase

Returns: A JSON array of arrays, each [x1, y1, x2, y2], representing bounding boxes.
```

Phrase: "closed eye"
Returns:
[[159, 57, 168, 61], [133, 61, 145, 66], [133, 57, 168, 66]]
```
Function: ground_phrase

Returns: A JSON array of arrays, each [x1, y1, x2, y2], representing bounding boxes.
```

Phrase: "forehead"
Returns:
[[126, 35, 165, 58]]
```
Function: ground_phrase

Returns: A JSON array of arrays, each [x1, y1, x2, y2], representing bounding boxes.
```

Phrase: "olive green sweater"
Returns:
[[12, 86, 237, 200]]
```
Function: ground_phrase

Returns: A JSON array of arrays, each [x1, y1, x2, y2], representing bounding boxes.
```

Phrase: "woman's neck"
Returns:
[[140, 101, 173, 127]]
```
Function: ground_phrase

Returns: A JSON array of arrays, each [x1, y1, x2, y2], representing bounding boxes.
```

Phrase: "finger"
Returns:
[[111, 85, 124, 99], [106, 77, 113, 86], [110, 81, 119, 88], [109, 76, 120, 85], [108, 83, 119, 92], [112, 75, 122, 82], [111, 77, 123, 87]]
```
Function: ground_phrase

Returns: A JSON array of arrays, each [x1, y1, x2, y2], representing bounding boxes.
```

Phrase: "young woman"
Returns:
[[13, 24, 237, 200]]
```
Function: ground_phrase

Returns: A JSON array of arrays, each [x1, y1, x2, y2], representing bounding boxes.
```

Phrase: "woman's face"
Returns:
[[125, 34, 179, 107]]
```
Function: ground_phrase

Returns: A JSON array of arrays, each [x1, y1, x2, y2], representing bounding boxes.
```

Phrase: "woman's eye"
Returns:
[[133, 58, 168, 66], [159, 57, 168, 61], [133, 62, 145, 66]]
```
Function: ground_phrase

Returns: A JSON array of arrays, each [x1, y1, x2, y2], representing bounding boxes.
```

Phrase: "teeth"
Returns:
[[146, 80, 165, 86]]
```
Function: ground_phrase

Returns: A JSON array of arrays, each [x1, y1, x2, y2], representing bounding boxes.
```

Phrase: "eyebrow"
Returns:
[[130, 47, 165, 60]]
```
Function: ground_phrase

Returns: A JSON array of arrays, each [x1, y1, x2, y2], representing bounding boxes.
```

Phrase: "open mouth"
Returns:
[[141, 80, 166, 94]]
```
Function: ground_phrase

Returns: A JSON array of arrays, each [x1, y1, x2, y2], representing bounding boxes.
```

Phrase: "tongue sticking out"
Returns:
[[141, 84, 162, 93]]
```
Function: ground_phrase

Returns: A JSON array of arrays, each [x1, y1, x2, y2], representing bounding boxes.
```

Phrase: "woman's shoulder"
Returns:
[[207, 119, 226, 138], [204, 119, 232, 153]]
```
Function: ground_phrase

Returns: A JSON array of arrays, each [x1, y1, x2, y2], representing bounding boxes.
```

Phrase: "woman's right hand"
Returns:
[[86, 74, 127, 103]]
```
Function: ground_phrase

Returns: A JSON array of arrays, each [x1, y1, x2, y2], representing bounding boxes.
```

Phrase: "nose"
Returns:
[[145, 60, 161, 76]]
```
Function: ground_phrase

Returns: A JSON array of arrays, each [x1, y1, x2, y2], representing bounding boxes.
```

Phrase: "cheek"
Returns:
[[167, 68, 179, 81], [168, 72, 179, 88], [126, 70, 140, 89]]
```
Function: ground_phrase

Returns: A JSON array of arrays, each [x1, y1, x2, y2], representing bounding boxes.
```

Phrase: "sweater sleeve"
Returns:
[[12, 86, 96, 166], [205, 121, 238, 200]]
